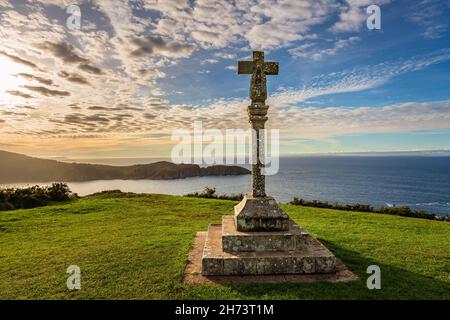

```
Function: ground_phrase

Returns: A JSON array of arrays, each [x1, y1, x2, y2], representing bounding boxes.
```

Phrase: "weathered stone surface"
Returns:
[[222, 215, 311, 252], [202, 224, 337, 276], [186, 232, 358, 284], [234, 194, 289, 231], [315, 255, 337, 274], [238, 51, 279, 198], [238, 51, 278, 103]]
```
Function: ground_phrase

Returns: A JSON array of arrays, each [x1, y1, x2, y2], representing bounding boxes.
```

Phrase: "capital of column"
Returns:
[[247, 102, 268, 130]]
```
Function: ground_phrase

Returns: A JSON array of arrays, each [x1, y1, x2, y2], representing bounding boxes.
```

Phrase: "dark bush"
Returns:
[[0, 183, 74, 211], [0, 192, 14, 211], [47, 183, 72, 201]]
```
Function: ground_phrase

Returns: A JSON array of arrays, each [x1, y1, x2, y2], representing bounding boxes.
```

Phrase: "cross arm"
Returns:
[[264, 62, 279, 75], [237, 61, 253, 74]]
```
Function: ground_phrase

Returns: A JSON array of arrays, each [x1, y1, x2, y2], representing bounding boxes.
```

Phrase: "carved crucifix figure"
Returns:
[[238, 51, 278, 198], [238, 51, 279, 103]]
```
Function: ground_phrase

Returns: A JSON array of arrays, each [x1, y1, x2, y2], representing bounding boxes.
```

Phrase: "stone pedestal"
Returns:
[[234, 194, 289, 231], [201, 200, 337, 276]]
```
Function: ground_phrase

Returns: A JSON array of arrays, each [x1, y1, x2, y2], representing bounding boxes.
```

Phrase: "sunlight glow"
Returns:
[[0, 56, 30, 105]]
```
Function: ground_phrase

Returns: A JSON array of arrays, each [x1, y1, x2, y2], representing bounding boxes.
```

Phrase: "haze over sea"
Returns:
[[3, 156, 450, 216]]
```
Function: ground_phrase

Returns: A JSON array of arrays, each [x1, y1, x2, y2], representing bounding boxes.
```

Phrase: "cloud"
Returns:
[[288, 43, 315, 56], [331, 0, 390, 33], [22, 85, 70, 97], [270, 49, 450, 107], [150, 0, 243, 49], [64, 113, 110, 125], [245, 1, 336, 49], [129, 35, 196, 58], [147, 0, 339, 50], [407, 0, 449, 39], [225, 65, 237, 71], [422, 24, 447, 39], [58, 71, 90, 85], [38, 41, 87, 64], [87, 105, 142, 112], [37, 41, 104, 75], [137, 69, 166, 79], [143, 113, 157, 120], [289, 36, 360, 60], [110, 114, 133, 121], [213, 52, 237, 60], [271, 100, 450, 139], [15, 105, 35, 110], [78, 63, 104, 75], [201, 58, 219, 64], [17, 73, 53, 86], [1, 110, 27, 117], [0, 50, 38, 69], [6, 90, 33, 99], [95, 0, 147, 38], [133, 97, 450, 141]]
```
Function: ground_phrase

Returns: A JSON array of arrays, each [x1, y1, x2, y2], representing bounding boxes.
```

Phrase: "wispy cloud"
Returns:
[[331, 0, 391, 33], [272, 49, 450, 105], [22, 85, 70, 97], [17, 73, 53, 86], [408, 0, 449, 39], [289, 36, 360, 60], [0, 50, 39, 69], [422, 24, 447, 39]]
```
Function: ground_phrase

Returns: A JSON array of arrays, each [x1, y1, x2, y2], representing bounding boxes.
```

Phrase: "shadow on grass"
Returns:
[[214, 240, 450, 300]]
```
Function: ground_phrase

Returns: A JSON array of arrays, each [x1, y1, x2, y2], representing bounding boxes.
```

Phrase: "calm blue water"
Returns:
[[3, 156, 450, 215]]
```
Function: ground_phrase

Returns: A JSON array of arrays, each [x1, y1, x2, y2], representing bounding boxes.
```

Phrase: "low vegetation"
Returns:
[[0, 193, 448, 299], [185, 187, 449, 221], [290, 197, 449, 222], [186, 186, 244, 201], [0, 183, 75, 211]]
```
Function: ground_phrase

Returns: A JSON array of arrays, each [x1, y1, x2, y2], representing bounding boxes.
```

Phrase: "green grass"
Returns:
[[0, 193, 449, 299]]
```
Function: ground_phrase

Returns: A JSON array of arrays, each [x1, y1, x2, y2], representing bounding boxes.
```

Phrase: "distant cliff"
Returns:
[[0, 150, 250, 183]]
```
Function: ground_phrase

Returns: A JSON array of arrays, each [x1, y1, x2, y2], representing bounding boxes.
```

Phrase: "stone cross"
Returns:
[[238, 51, 278, 198], [238, 51, 279, 103]]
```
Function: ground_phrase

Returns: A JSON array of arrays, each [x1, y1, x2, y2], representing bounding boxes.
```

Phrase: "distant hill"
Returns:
[[0, 150, 250, 183]]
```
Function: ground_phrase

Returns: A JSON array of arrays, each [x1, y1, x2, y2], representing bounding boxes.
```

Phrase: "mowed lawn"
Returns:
[[0, 193, 449, 299]]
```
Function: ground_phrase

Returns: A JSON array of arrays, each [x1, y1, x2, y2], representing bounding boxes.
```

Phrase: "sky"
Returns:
[[0, 0, 449, 159]]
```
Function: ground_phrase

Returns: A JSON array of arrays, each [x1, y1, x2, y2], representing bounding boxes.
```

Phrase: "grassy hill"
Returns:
[[0, 150, 249, 183], [0, 193, 448, 299]]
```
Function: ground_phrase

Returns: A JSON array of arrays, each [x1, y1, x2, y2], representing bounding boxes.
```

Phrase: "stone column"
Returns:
[[233, 101, 289, 232], [248, 102, 268, 197], [234, 51, 289, 232]]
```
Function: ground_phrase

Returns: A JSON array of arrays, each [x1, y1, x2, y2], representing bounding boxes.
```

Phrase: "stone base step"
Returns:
[[222, 215, 311, 253], [202, 224, 336, 276]]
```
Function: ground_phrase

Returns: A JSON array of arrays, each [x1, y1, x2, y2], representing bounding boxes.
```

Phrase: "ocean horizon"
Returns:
[[2, 155, 449, 216]]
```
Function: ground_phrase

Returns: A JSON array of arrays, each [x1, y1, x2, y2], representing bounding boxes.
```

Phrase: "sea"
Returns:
[[2, 156, 450, 216]]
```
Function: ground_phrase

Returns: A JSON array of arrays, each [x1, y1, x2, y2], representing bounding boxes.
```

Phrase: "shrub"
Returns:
[[0, 183, 74, 211], [186, 186, 244, 201], [47, 183, 72, 201]]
